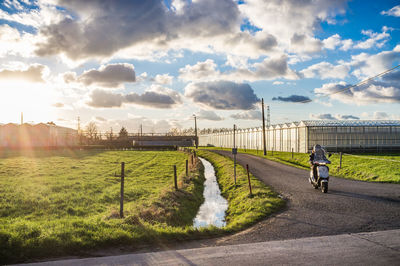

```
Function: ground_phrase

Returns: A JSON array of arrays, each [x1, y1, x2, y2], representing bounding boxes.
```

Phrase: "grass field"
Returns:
[[0, 149, 285, 264], [200, 147, 400, 183], [0, 149, 205, 263]]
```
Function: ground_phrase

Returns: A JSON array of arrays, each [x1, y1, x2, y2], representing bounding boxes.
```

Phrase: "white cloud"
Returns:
[[239, 0, 347, 54], [196, 110, 224, 121], [381, 5, 400, 17], [179, 56, 298, 83], [353, 28, 390, 50], [300, 61, 350, 79], [0, 24, 37, 58], [314, 76, 400, 105], [231, 110, 261, 120], [350, 45, 400, 78], [154, 74, 173, 85]]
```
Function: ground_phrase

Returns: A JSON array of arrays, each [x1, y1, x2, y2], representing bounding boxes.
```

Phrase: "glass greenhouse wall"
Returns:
[[198, 120, 400, 153]]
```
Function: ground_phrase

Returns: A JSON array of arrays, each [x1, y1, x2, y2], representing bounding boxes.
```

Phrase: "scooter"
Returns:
[[309, 160, 331, 193]]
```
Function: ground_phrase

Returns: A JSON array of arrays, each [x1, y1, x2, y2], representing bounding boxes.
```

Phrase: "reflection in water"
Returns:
[[193, 157, 228, 228]]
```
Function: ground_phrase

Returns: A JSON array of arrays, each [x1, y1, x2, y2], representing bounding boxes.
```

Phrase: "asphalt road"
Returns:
[[19, 230, 400, 266], [206, 150, 400, 245]]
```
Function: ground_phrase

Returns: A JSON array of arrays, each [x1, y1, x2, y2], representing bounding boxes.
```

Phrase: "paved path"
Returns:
[[206, 150, 400, 245], [19, 230, 400, 265]]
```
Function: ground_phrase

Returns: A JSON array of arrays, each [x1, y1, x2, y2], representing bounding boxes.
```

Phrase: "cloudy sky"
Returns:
[[0, 0, 399, 132]]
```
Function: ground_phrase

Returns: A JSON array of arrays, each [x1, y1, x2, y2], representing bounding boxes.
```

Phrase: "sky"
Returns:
[[0, 0, 399, 133]]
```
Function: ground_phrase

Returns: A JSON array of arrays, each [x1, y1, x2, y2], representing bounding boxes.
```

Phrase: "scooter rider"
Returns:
[[309, 144, 329, 181]]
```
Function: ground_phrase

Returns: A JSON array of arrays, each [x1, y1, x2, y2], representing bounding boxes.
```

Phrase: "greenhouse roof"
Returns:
[[299, 120, 400, 127]]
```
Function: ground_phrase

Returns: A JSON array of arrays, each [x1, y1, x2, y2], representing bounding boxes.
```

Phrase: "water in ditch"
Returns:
[[193, 157, 228, 228]]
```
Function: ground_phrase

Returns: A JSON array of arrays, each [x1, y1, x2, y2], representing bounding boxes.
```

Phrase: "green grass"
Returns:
[[200, 147, 400, 183], [0, 149, 286, 264], [0, 149, 205, 264], [196, 150, 286, 231]]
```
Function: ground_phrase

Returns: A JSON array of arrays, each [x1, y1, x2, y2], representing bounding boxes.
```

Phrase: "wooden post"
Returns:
[[186, 159, 188, 176], [193, 150, 196, 158], [246, 164, 253, 197], [272, 147, 274, 156], [339, 152, 342, 169], [120, 162, 125, 218], [174, 165, 178, 190], [291, 148, 294, 159], [233, 124, 237, 185], [191, 154, 194, 166]]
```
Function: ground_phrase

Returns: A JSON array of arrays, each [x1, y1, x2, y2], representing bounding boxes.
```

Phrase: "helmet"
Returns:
[[313, 144, 322, 152]]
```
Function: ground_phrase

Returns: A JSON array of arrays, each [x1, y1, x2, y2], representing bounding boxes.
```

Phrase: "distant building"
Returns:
[[0, 123, 78, 148], [199, 120, 400, 153]]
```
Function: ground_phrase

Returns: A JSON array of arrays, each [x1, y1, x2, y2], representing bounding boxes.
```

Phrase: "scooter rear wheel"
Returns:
[[321, 182, 328, 193]]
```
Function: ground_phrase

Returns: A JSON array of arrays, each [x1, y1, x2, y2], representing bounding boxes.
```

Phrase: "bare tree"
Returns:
[[85, 122, 98, 141]]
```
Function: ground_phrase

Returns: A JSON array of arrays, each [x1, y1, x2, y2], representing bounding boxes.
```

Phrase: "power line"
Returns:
[[300, 63, 400, 104]]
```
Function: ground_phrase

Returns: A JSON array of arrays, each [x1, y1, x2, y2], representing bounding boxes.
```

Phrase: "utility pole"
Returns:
[[262, 99, 267, 156], [267, 105, 271, 127], [194, 114, 198, 149], [77, 116, 81, 133], [140, 124, 143, 136], [233, 124, 237, 185]]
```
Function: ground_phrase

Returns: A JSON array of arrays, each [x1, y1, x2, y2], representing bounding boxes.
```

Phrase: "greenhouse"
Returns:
[[198, 120, 400, 153]]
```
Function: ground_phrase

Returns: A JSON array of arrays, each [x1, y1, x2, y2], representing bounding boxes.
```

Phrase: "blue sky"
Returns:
[[0, 0, 399, 133]]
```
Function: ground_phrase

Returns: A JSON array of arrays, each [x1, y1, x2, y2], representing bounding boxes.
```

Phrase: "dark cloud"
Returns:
[[272, 95, 311, 103], [310, 113, 336, 120], [87, 90, 123, 108], [196, 110, 224, 121], [87, 87, 181, 109], [338, 115, 360, 120], [314, 80, 400, 104], [185, 81, 259, 110], [0, 64, 46, 83], [310, 113, 360, 120], [78, 64, 136, 87], [381, 70, 400, 82], [125, 91, 180, 109], [35, 0, 241, 59], [231, 110, 261, 120]]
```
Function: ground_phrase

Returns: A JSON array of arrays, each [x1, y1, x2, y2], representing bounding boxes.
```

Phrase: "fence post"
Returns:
[[339, 152, 343, 169], [246, 164, 253, 197], [174, 165, 178, 190], [120, 162, 125, 218], [193, 150, 196, 158], [291, 148, 294, 159], [186, 159, 189, 176]]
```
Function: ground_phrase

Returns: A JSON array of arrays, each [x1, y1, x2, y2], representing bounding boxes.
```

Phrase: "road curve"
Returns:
[[207, 150, 400, 245]]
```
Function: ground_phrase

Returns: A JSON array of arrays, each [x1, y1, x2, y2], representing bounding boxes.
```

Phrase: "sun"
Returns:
[[0, 81, 56, 124]]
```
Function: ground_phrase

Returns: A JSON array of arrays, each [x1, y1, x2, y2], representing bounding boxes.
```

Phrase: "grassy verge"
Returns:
[[200, 147, 400, 184], [0, 150, 205, 264], [196, 150, 286, 231]]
